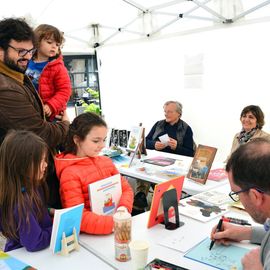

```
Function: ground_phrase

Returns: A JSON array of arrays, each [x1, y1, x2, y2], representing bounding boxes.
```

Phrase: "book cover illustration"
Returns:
[[143, 156, 176, 167], [187, 144, 217, 184], [179, 197, 229, 222], [208, 168, 227, 181], [126, 126, 143, 151], [118, 130, 129, 148], [184, 237, 249, 270], [0, 251, 36, 270], [193, 190, 231, 206], [50, 203, 84, 254], [88, 174, 122, 215]]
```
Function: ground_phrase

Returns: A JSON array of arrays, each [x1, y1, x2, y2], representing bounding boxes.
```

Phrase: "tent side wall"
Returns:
[[97, 21, 270, 161]]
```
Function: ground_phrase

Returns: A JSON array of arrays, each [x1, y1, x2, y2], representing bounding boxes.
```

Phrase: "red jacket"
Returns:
[[39, 55, 71, 119], [54, 153, 134, 235]]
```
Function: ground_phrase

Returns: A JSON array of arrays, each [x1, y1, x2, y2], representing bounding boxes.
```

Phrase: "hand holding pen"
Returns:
[[209, 218, 223, 250], [210, 219, 252, 247]]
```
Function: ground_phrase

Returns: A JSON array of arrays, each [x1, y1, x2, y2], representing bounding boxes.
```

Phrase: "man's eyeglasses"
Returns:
[[8, 45, 37, 57], [229, 186, 264, 202]]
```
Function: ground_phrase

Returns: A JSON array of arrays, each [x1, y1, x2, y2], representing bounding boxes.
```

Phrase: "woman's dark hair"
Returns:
[[240, 105, 265, 129], [0, 130, 49, 240], [65, 112, 107, 154], [0, 18, 35, 50]]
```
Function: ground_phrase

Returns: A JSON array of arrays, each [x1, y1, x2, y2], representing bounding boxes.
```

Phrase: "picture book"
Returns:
[[193, 190, 231, 206], [208, 168, 227, 181], [145, 258, 189, 270], [126, 126, 143, 151], [187, 144, 217, 184], [143, 156, 176, 167], [179, 197, 229, 222], [50, 203, 84, 254], [88, 174, 122, 215], [0, 251, 36, 270], [184, 237, 250, 270]]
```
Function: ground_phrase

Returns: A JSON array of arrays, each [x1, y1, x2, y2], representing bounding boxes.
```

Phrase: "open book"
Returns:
[[0, 251, 36, 270], [88, 174, 122, 215], [50, 203, 84, 254]]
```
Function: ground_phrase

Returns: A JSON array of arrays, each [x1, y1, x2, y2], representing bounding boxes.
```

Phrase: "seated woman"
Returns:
[[229, 105, 270, 155], [55, 112, 134, 235]]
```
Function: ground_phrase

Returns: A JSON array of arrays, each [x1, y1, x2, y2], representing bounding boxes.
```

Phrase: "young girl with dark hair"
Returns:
[[55, 112, 134, 235], [0, 130, 53, 252]]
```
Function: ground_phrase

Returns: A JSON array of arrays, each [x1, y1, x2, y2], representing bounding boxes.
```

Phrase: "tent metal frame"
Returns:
[[91, 0, 270, 47]]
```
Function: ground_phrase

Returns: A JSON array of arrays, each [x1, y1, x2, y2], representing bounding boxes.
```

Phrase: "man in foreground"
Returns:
[[211, 138, 270, 270]]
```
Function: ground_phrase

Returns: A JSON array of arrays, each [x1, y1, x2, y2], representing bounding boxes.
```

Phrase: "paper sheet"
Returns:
[[184, 238, 249, 270], [159, 134, 170, 146]]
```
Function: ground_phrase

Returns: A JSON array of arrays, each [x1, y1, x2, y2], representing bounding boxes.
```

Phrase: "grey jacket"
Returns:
[[251, 226, 270, 269]]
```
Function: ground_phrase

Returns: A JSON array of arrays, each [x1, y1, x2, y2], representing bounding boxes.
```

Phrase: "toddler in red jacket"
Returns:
[[26, 24, 71, 121], [54, 112, 134, 234]]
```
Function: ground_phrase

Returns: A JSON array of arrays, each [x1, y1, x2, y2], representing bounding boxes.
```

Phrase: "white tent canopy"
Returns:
[[1, 0, 270, 53]]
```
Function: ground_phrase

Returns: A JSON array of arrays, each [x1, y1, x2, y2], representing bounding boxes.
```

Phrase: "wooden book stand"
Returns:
[[61, 227, 80, 256]]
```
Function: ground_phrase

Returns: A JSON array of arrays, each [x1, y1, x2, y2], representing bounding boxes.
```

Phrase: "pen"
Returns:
[[222, 216, 251, 226], [209, 218, 223, 250]]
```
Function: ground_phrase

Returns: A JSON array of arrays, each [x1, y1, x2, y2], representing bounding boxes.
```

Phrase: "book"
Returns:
[[187, 144, 217, 184], [179, 197, 229, 222], [208, 168, 227, 181], [50, 203, 84, 254], [184, 237, 250, 270], [0, 250, 36, 270], [88, 174, 122, 215], [126, 126, 143, 152], [143, 156, 176, 167], [145, 258, 189, 270], [193, 190, 231, 206]]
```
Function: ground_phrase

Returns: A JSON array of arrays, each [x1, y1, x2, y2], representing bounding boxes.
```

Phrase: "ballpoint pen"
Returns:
[[209, 218, 223, 250]]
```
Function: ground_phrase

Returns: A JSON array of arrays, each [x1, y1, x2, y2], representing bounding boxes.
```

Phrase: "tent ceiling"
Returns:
[[1, 0, 270, 53]]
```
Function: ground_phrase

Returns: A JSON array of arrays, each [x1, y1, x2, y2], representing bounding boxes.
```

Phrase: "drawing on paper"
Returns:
[[184, 238, 249, 270]]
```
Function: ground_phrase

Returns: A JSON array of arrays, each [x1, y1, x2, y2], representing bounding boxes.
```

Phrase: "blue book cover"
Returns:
[[0, 251, 36, 269], [50, 203, 84, 254]]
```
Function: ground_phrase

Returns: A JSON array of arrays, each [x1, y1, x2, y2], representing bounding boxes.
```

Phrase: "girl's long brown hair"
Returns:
[[0, 130, 49, 240]]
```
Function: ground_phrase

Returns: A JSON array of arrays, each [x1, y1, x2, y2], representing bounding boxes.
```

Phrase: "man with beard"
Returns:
[[0, 18, 70, 208], [211, 138, 270, 270], [0, 17, 69, 148]]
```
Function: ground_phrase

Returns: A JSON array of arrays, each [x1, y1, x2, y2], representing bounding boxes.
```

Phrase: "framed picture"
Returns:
[[187, 144, 217, 185]]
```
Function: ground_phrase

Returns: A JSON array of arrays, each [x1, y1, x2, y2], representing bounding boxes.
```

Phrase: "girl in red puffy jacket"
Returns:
[[54, 112, 134, 234], [26, 24, 71, 121]]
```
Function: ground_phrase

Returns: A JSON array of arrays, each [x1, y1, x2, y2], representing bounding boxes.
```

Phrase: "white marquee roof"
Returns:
[[1, 0, 270, 53]]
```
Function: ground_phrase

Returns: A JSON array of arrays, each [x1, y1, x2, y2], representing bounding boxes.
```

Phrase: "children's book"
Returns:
[[179, 197, 229, 222], [50, 203, 84, 254], [0, 251, 36, 270], [126, 126, 143, 152], [145, 258, 189, 270], [208, 168, 227, 181], [143, 156, 176, 167], [184, 237, 250, 270], [193, 190, 231, 206], [187, 144, 217, 184], [88, 174, 122, 215]]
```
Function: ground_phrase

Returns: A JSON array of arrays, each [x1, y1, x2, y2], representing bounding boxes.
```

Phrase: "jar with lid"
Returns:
[[113, 210, 132, 262]]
